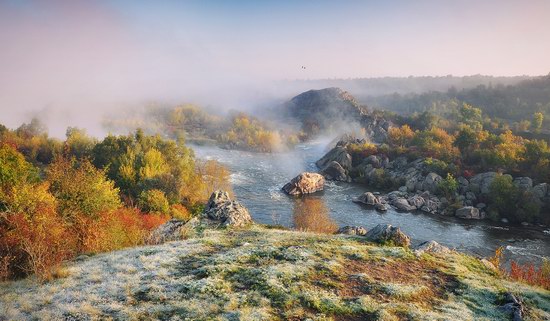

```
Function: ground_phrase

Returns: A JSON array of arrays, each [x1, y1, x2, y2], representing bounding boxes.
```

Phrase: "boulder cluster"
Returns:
[[317, 139, 550, 221]]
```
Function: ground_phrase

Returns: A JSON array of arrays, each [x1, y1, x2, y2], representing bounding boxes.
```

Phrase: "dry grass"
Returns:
[[0, 224, 549, 320]]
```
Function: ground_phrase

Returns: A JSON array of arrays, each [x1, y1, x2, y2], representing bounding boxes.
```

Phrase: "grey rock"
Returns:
[[513, 177, 533, 190], [147, 217, 200, 245], [414, 240, 451, 255], [375, 203, 389, 211], [455, 206, 481, 219], [337, 226, 367, 236], [398, 186, 408, 193], [476, 202, 487, 209], [391, 197, 417, 211], [282, 172, 325, 195], [423, 172, 443, 193], [365, 224, 411, 247], [354, 191, 380, 205], [465, 192, 477, 201], [469, 172, 497, 194], [316, 146, 352, 170], [533, 183, 548, 199], [498, 292, 524, 321], [204, 190, 252, 227], [407, 195, 425, 208], [320, 161, 350, 182]]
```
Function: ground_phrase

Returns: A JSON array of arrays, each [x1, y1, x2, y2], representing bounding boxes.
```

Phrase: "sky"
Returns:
[[0, 0, 549, 135]]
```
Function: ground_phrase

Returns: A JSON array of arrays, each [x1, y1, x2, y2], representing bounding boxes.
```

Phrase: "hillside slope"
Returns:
[[1, 225, 549, 320]]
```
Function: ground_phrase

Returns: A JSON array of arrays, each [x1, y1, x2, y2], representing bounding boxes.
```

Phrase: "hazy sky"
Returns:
[[1, 0, 549, 135]]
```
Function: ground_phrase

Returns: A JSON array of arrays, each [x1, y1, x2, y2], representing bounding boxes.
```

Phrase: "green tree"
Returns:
[[532, 112, 544, 132], [47, 157, 121, 220], [138, 189, 170, 214]]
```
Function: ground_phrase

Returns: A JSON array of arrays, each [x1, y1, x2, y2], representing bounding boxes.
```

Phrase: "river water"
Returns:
[[192, 142, 550, 265]]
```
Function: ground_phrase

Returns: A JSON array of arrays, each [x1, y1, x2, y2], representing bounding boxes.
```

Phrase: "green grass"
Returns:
[[0, 224, 548, 320]]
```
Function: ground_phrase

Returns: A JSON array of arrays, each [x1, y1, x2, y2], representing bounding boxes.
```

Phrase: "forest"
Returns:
[[0, 120, 231, 280]]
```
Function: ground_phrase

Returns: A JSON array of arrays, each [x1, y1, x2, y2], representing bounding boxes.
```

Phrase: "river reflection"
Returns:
[[292, 196, 338, 233]]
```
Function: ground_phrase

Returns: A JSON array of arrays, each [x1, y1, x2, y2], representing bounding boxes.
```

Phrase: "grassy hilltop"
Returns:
[[1, 224, 549, 321]]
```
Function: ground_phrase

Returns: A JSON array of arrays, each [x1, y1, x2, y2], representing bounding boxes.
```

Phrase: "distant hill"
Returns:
[[284, 87, 366, 134]]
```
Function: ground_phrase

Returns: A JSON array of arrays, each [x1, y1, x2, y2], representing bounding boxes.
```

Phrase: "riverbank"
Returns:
[[1, 223, 548, 320]]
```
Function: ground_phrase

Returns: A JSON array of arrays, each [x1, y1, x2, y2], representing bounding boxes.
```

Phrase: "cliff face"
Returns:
[[1, 224, 548, 320]]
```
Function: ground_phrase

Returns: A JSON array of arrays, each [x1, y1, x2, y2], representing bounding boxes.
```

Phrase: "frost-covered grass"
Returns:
[[1, 224, 549, 320]]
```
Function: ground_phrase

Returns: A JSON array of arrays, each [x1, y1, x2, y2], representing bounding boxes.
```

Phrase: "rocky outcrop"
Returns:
[[320, 161, 351, 182], [316, 146, 352, 171], [455, 206, 481, 219], [354, 192, 380, 205], [468, 172, 498, 194], [337, 226, 367, 236], [204, 191, 252, 227], [147, 217, 200, 245], [365, 224, 411, 247], [413, 240, 451, 255], [498, 292, 525, 321], [282, 172, 325, 195]]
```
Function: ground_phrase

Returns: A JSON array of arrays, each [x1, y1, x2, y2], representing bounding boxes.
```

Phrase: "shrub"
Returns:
[[82, 208, 167, 253], [437, 173, 459, 199], [47, 157, 122, 220], [487, 174, 540, 223], [169, 203, 192, 221], [138, 189, 170, 214], [508, 259, 550, 289], [0, 208, 77, 281]]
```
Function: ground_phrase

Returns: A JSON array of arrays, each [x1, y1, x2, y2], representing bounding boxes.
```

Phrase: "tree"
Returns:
[[138, 189, 170, 214], [532, 112, 544, 132], [47, 158, 122, 220], [387, 125, 414, 148]]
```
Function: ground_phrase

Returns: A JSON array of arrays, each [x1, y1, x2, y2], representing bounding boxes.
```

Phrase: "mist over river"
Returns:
[[192, 141, 550, 265]]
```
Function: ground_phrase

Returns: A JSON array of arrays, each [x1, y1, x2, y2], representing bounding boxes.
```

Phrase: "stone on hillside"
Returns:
[[147, 217, 200, 245], [320, 161, 350, 182], [414, 240, 451, 255], [282, 172, 325, 195], [204, 191, 252, 227], [513, 177, 533, 190], [365, 224, 411, 247], [455, 206, 481, 219], [469, 172, 498, 194], [533, 183, 548, 199], [316, 146, 352, 170], [423, 172, 442, 193], [337, 226, 367, 236]]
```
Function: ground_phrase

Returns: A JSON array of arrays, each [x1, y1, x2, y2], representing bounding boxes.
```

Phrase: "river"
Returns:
[[192, 141, 550, 265]]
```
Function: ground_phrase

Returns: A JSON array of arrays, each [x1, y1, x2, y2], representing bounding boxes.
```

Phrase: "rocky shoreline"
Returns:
[[313, 138, 550, 226]]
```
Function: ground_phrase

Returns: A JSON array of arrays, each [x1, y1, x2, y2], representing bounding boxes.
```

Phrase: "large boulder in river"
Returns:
[[320, 161, 350, 182], [455, 206, 481, 219], [282, 172, 325, 195], [354, 192, 380, 205], [204, 191, 252, 227], [390, 197, 417, 211], [316, 146, 352, 170], [365, 224, 411, 247]]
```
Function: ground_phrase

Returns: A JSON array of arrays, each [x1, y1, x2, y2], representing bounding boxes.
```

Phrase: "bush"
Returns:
[[487, 174, 540, 223], [0, 208, 77, 281], [82, 208, 168, 253], [169, 203, 192, 221], [138, 189, 170, 214], [437, 173, 459, 199], [47, 158, 122, 220], [293, 197, 338, 234]]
